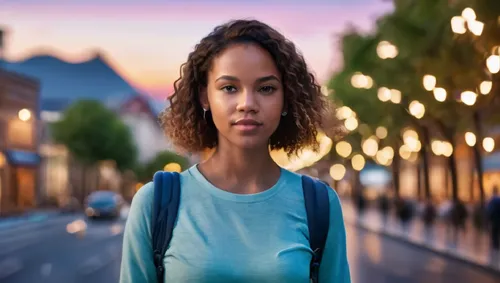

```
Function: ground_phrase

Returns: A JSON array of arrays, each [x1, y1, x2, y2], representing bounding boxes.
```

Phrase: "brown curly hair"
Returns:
[[159, 19, 340, 156]]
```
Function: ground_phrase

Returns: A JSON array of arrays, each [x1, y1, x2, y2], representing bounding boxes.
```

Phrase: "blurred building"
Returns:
[[0, 67, 41, 215], [0, 37, 139, 203], [118, 94, 175, 164], [0, 34, 192, 204]]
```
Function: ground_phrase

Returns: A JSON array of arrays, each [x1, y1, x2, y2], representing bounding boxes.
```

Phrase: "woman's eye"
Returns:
[[221, 86, 237, 93], [259, 86, 276, 94]]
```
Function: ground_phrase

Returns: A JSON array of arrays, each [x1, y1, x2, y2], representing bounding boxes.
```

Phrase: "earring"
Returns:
[[203, 108, 208, 120], [281, 111, 287, 117]]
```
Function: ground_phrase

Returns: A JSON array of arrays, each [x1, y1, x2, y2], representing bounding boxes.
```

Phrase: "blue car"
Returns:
[[85, 191, 124, 219]]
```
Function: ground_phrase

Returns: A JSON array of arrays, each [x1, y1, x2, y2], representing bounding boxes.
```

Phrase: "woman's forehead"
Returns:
[[209, 44, 280, 81]]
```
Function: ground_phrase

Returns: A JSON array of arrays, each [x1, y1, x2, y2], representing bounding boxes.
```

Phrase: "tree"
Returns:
[[329, 0, 500, 210], [328, 30, 416, 200], [51, 100, 138, 199], [135, 150, 190, 183]]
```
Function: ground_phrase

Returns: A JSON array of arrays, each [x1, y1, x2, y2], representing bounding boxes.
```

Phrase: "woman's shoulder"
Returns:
[[290, 171, 343, 209], [130, 182, 155, 213]]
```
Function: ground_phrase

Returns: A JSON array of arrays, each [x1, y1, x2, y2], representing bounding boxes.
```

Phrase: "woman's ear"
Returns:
[[199, 87, 209, 110]]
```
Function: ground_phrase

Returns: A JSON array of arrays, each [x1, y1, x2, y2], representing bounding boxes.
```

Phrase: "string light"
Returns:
[[451, 16, 467, 34], [351, 154, 366, 171], [377, 41, 398, 59], [329, 164, 346, 181], [461, 91, 477, 106], [409, 101, 425, 119], [335, 141, 352, 158], [433, 87, 447, 102], [423, 75, 436, 91], [486, 55, 500, 74], [483, 137, 495, 152], [376, 126, 388, 139], [480, 81, 492, 95]]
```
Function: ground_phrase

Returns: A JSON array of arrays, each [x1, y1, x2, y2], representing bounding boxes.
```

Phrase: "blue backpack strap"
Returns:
[[302, 175, 330, 283], [151, 171, 181, 283]]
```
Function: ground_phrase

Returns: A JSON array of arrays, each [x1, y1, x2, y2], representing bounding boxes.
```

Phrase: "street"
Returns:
[[0, 214, 499, 283]]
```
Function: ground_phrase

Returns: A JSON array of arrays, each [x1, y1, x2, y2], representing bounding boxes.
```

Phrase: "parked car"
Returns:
[[84, 191, 124, 220]]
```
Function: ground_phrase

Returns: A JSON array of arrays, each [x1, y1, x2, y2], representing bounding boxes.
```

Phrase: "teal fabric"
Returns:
[[120, 165, 351, 283]]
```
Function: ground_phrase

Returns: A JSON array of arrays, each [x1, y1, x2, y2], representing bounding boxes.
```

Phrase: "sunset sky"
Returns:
[[0, 0, 393, 98]]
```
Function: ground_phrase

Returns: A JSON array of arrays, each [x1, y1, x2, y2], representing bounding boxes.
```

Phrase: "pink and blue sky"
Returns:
[[0, 0, 393, 98]]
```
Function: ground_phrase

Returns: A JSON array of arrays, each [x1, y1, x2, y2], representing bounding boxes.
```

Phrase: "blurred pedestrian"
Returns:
[[487, 185, 500, 250], [119, 19, 350, 283]]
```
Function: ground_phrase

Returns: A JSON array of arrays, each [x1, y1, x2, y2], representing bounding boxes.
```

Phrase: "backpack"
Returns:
[[151, 171, 330, 283]]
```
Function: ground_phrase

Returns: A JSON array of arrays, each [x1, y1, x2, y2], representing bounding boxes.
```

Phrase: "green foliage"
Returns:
[[135, 150, 190, 183], [51, 99, 137, 171]]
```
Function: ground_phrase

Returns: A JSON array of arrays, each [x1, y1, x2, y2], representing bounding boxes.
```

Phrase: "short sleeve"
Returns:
[[318, 188, 351, 283], [119, 182, 158, 283]]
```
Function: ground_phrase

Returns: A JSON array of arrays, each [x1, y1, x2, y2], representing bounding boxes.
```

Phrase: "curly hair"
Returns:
[[159, 19, 341, 156]]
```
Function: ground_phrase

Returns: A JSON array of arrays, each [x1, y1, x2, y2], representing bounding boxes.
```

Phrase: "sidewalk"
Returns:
[[341, 199, 500, 274]]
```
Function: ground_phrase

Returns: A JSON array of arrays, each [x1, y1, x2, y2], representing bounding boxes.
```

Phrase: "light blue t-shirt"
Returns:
[[120, 165, 351, 283]]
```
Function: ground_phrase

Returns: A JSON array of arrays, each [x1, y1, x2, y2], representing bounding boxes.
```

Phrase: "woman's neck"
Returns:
[[198, 144, 281, 194]]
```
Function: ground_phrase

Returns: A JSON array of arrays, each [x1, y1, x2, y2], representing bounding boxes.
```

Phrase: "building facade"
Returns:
[[0, 69, 41, 216]]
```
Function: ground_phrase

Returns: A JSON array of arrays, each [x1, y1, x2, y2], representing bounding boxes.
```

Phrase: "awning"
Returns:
[[483, 152, 500, 172], [4, 150, 41, 166]]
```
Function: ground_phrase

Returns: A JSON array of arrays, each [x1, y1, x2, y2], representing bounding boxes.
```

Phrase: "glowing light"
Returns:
[[351, 154, 365, 171], [335, 141, 352, 158], [432, 140, 453, 157], [351, 72, 373, 89], [483, 137, 495, 152], [362, 137, 379, 157], [480, 81, 492, 95], [18, 109, 32, 121], [376, 126, 388, 139], [409, 101, 425, 119], [399, 145, 412, 160], [377, 41, 398, 59], [336, 106, 354, 120], [390, 89, 402, 104], [486, 55, 500, 74], [464, 132, 476, 147], [433, 88, 447, 102], [461, 8, 476, 22], [461, 91, 477, 106], [468, 20, 484, 36], [330, 164, 346, 181], [423, 75, 436, 91], [377, 87, 391, 102], [451, 16, 467, 34], [344, 117, 359, 131]]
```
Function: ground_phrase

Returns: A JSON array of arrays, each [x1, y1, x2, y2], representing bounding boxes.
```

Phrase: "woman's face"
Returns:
[[203, 43, 284, 151]]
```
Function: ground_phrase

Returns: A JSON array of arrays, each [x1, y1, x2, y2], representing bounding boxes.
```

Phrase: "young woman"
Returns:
[[120, 19, 351, 283]]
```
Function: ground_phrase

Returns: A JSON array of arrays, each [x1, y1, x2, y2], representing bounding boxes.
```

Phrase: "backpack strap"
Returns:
[[302, 175, 330, 283], [151, 171, 181, 283]]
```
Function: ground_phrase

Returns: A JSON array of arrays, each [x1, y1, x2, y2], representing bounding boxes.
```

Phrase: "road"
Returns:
[[0, 213, 499, 283]]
